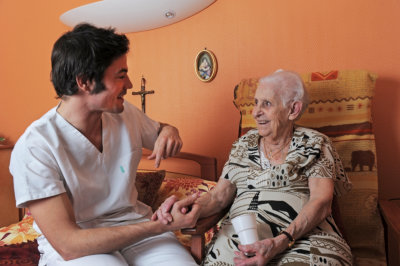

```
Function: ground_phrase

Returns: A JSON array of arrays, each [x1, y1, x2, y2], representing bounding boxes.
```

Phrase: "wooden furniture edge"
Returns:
[[379, 199, 400, 236], [0, 144, 14, 150], [141, 149, 218, 182], [378, 199, 400, 265], [181, 205, 230, 263]]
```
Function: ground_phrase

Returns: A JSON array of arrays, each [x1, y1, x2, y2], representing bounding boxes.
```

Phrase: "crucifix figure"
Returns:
[[132, 76, 155, 113]]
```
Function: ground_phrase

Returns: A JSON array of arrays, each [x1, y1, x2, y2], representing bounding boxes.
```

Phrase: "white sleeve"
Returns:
[[10, 133, 66, 208], [123, 102, 160, 150]]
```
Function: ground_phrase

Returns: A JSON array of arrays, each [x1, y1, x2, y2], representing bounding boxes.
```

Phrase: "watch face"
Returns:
[[288, 239, 295, 248]]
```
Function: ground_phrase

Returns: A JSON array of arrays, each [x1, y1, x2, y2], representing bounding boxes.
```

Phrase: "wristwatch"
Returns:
[[279, 230, 295, 248]]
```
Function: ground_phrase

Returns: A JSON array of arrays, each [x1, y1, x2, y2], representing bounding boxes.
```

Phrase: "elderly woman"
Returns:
[[155, 70, 353, 265]]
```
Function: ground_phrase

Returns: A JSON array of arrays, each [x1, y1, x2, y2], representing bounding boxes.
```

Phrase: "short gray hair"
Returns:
[[259, 70, 309, 117]]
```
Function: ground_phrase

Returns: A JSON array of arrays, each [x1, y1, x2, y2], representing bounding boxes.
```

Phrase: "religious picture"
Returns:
[[195, 49, 217, 82], [199, 57, 211, 80]]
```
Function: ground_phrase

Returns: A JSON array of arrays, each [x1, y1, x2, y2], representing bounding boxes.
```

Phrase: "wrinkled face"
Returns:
[[252, 82, 292, 139], [88, 54, 132, 113]]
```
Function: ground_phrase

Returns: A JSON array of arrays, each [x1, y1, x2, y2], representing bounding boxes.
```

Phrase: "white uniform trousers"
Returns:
[[37, 232, 198, 266]]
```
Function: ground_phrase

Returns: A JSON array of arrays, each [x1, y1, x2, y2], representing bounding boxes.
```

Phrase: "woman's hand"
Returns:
[[233, 237, 287, 266], [151, 194, 199, 224]]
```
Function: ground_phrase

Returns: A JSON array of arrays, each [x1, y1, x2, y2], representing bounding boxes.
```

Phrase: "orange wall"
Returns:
[[1, 0, 399, 199]]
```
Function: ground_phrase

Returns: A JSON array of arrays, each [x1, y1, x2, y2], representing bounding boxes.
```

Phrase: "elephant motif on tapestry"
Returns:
[[351, 150, 375, 172]]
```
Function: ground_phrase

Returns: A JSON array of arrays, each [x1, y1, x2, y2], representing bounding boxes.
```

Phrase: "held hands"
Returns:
[[151, 194, 201, 230], [148, 124, 182, 168], [151, 195, 181, 224]]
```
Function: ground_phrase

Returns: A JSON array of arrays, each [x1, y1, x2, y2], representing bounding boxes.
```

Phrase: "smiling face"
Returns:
[[252, 81, 293, 140], [87, 54, 132, 113]]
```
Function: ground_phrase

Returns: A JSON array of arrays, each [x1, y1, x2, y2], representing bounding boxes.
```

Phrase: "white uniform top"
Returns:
[[10, 102, 160, 230]]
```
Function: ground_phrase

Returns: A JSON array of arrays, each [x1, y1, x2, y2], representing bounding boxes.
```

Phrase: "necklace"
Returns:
[[263, 136, 292, 161]]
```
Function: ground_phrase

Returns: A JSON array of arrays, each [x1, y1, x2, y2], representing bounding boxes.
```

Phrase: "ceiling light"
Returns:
[[165, 11, 175, 19], [60, 0, 216, 33]]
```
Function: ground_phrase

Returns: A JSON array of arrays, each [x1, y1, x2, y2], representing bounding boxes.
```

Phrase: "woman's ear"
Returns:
[[288, 101, 303, 121]]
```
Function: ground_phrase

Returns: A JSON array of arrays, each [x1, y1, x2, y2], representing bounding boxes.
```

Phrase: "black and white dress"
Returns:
[[202, 127, 352, 266]]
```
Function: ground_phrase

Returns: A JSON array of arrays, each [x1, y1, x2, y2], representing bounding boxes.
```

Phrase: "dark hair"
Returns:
[[51, 23, 129, 97]]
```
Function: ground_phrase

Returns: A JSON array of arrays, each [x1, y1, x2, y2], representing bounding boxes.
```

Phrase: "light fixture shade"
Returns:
[[60, 0, 216, 33]]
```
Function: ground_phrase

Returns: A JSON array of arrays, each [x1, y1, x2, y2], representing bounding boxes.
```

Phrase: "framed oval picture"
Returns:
[[194, 48, 217, 82]]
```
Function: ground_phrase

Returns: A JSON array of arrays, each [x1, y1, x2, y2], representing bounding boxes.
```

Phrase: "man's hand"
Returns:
[[154, 194, 201, 231], [168, 194, 201, 229], [148, 124, 182, 168], [151, 195, 178, 224]]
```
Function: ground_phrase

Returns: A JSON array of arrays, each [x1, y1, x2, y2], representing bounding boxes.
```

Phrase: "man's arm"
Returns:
[[147, 123, 182, 168], [28, 192, 199, 261]]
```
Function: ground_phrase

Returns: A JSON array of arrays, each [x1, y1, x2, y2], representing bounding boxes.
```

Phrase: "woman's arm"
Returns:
[[28, 192, 199, 261], [284, 177, 334, 240], [235, 177, 334, 266], [152, 177, 236, 224], [196, 178, 237, 218]]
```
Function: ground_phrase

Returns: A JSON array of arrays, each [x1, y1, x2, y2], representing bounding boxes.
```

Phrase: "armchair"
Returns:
[[186, 70, 398, 265]]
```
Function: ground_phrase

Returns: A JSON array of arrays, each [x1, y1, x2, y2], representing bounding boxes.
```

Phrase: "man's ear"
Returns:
[[76, 75, 94, 93], [288, 101, 303, 121]]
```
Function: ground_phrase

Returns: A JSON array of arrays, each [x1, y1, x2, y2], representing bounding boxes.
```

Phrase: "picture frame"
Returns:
[[194, 48, 217, 82]]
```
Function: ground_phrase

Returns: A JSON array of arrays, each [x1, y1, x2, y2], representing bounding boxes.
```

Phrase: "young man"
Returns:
[[10, 23, 199, 266]]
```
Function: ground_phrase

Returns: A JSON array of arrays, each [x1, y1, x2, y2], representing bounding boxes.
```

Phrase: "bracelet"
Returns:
[[279, 230, 295, 248]]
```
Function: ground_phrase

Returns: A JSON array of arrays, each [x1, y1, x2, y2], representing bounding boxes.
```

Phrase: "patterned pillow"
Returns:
[[136, 170, 166, 210], [154, 172, 218, 247], [233, 70, 385, 264], [0, 214, 40, 265], [153, 172, 216, 209], [0, 214, 40, 246]]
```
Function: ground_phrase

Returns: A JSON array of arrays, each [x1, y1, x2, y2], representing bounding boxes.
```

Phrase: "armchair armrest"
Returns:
[[174, 152, 217, 182], [181, 206, 229, 264], [182, 210, 227, 235], [141, 149, 217, 182], [378, 199, 400, 266]]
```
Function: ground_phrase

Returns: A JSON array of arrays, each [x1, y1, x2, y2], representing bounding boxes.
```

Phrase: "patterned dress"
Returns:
[[202, 127, 353, 266]]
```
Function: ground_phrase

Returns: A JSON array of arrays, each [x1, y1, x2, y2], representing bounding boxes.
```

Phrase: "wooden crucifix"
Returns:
[[132, 76, 154, 113]]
